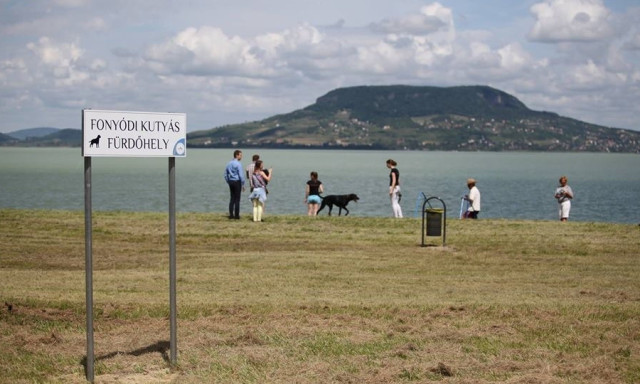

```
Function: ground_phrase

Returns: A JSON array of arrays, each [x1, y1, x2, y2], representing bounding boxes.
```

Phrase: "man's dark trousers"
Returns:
[[228, 180, 242, 219]]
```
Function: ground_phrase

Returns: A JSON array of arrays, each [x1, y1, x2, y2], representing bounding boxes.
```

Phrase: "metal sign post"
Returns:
[[84, 156, 94, 381], [168, 157, 177, 364], [82, 110, 185, 382]]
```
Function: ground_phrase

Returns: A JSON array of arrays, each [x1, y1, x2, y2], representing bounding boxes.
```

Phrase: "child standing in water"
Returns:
[[554, 175, 573, 222]]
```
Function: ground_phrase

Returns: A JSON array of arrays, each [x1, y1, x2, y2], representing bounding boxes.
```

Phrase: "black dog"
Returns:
[[317, 194, 359, 216], [89, 135, 101, 148]]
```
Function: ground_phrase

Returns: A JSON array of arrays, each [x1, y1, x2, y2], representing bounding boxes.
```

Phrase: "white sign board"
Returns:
[[82, 109, 186, 157]]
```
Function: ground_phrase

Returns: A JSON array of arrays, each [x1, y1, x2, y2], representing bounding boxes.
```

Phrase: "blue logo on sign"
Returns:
[[173, 138, 186, 156]]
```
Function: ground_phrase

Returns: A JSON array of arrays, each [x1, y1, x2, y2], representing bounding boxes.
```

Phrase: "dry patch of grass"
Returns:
[[1, 209, 639, 383]]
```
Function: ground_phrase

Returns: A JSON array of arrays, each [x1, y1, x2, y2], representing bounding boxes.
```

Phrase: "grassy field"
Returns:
[[1, 209, 639, 383]]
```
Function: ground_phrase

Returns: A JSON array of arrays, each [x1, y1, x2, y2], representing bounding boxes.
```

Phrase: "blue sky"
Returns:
[[1, 0, 639, 133]]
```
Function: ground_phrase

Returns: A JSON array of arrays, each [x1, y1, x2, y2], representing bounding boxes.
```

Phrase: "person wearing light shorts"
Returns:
[[554, 175, 573, 222], [248, 160, 272, 222], [305, 171, 324, 216], [386, 159, 403, 218]]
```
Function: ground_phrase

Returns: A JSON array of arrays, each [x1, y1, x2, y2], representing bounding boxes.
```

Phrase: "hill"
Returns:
[[1, 128, 81, 147], [188, 85, 640, 152], [7, 127, 60, 140], [2, 85, 639, 152], [0, 132, 17, 144]]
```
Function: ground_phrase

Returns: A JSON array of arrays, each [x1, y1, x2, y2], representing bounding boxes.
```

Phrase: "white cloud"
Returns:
[[370, 2, 455, 42], [528, 0, 614, 42], [143, 27, 252, 76], [498, 43, 532, 73], [354, 40, 407, 74], [0, 58, 27, 72], [142, 24, 327, 78], [0, 59, 28, 89], [564, 59, 627, 90], [465, 42, 500, 68], [371, 13, 444, 35], [26, 37, 83, 69], [88, 59, 107, 72], [83, 17, 107, 32], [53, 0, 89, 7], [623, 32, 640, 51], [1, 0, 639, 131]]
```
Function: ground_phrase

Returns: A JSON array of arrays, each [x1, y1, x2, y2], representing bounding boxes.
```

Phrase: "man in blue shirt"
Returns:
[[224, 150, 245, 219]]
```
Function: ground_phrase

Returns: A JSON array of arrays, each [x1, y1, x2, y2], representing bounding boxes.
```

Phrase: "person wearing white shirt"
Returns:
[[554, 175, 573, 222], [463, 178, 481, 219]]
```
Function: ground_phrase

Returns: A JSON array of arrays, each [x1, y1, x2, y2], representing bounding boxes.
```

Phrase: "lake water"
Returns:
[[1, 147, 638, 223]]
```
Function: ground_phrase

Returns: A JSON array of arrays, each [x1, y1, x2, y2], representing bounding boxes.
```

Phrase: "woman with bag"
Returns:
[[248, 160, 272, 222]]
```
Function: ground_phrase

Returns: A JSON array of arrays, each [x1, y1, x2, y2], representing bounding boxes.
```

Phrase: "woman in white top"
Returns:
[[386, 159, 403, 218]]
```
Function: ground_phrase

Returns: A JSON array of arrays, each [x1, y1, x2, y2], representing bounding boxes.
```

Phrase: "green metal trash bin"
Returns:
[[425, 208, 443, 236], [421, 196, 446, 247]]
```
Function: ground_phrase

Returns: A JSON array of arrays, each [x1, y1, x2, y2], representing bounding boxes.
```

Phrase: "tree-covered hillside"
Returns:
[[187, 85, 640, 152], [0, 128, 81, 147], [3, 85, 639, 152]]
